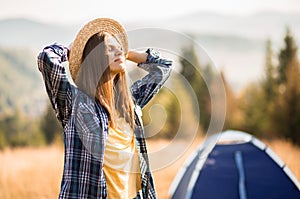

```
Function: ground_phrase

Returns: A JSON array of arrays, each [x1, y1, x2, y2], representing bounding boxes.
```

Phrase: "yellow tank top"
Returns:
[[103, 117, 141, 199]]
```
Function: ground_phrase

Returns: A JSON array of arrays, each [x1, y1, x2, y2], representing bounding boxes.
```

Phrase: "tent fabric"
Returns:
[[169, 130, 300, 199], [171, 149, 202, 199]]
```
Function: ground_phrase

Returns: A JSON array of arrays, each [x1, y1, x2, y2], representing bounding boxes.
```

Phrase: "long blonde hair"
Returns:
[[75, 32, 134, 129]]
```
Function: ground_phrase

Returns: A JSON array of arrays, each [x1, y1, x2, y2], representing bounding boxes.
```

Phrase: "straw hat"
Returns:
[[69, 18, 128, 81]]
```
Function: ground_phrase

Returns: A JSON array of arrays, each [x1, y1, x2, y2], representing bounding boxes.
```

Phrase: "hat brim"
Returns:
[[69, 18, 128, 81]]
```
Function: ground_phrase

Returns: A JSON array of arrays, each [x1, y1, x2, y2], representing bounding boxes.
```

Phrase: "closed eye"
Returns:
[[108, 45, 123, 52], [108, 45, 114, 52]]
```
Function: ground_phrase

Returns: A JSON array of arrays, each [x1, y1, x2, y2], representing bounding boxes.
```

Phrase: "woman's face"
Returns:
[[106, 35, 126, 76]]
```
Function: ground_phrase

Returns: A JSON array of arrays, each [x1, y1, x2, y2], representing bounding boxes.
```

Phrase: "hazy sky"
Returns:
[[1, 0, 300, 24]]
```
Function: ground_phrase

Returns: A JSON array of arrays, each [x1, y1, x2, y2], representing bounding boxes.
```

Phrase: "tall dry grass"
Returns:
[[0, 146, 63, 199], [263, 139, 300, 180], [150, 137, 203, 199], [0, 138, 299, 199]]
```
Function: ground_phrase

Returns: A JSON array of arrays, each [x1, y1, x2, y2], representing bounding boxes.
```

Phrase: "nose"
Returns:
[[115, 47, 124, 56]]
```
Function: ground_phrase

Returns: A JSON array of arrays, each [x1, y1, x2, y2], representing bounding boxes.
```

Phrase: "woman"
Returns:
[[37, 18, 172, 199]]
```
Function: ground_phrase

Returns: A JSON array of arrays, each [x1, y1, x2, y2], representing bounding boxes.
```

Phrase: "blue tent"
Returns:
[[169, 130, 300, 199]]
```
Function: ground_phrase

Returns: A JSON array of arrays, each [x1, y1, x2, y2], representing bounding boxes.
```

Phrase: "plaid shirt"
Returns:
[[37, 44, 172, 199]]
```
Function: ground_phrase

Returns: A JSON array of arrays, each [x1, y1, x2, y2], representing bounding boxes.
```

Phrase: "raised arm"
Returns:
[[37, 43, 73, 127], [129, 48, 173, 108], [127, 51, 148, 64]]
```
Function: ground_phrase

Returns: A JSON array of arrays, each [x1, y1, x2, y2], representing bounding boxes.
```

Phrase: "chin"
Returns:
[[111, 64, 126, 73]]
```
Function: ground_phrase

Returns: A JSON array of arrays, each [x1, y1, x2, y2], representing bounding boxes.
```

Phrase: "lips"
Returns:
[[114, 58, 124, 63]]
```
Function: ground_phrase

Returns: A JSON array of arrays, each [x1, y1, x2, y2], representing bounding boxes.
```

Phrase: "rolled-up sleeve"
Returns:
[[130, 48, 173, 108], [37, 43, 73, 127]]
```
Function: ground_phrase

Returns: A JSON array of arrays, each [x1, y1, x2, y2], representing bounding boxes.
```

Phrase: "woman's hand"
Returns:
[[126, 50, 148, 64]]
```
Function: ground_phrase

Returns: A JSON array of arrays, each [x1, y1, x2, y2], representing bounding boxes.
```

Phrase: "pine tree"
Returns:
[[272, 28, 300, 145], [259, 39, 278, 135], [273, 58, 300, 143], [180, 43, 213, 133], [0, 128, 7, 149], [220, 70, 237, 130], [180, 43, 203, 90], [40, 104, 62, 144], [4, 109, 26, 146], [164, 91, 181, 139], [278, 27, 298, 85], [263, 39, 277, 102], [284, 60, 300, 144]]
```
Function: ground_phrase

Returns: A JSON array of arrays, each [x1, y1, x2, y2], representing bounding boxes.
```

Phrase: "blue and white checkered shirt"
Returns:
[[37, 44, 172, 199]]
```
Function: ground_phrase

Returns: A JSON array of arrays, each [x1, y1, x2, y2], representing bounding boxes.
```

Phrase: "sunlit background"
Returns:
[[1, 0, 300, 198], [2, 0, 300, 23]]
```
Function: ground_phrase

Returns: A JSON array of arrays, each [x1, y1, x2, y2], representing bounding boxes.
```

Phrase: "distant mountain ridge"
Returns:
[[0, 18, 78, 49], [162, 11, 300, 42], [1, 11, 300, 48], [0, 11, 299, 116], [0, 47, 46, 117]]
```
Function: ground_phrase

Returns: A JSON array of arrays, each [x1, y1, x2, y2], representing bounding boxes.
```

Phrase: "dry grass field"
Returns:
[[0, 138, 299, 199]]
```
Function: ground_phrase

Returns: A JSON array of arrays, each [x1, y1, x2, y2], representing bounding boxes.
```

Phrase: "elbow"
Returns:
[[162, 60, 173, 77], [37, 51, 46, 72]]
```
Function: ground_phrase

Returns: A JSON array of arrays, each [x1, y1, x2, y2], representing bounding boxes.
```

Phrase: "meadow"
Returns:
[[0, 138, 299, 199]]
